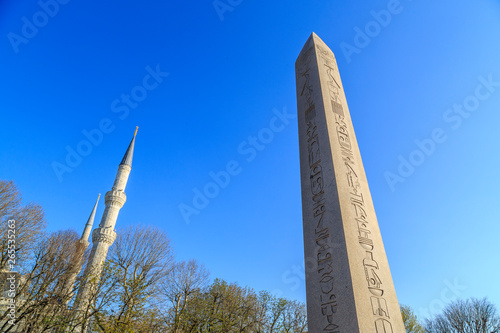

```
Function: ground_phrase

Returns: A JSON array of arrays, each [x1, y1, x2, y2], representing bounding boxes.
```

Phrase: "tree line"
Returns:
[[0, 179, 307, 332], [402, 298, 500, 333]]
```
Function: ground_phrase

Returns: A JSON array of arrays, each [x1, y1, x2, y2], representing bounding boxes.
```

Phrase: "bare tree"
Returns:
[[426, 297, 500, 333], [91, 224, 173, 332], [0, 180, 46, 271], [159, 259, 209, 332], [282, 300, 307, 333], [268, 296, 287, 333], [0, 180, 110, 332], [0, 230, 88, 332]]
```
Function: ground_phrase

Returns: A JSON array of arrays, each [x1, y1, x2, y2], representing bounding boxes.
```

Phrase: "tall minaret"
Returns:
[[61, 194, 100, 303], [74, 127, 138, 325]]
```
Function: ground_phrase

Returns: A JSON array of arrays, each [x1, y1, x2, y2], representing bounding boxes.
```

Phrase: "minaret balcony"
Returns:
[[104, 190, 127, 207], [91, 227, 117, 245], [78, 239, 90, 248]]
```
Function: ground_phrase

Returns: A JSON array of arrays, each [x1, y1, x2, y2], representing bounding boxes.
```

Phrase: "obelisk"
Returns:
[[295, 33, 405, 332]]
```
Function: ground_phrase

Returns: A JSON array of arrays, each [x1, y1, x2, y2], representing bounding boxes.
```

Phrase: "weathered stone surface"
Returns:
[[296, 33, 405, 333]]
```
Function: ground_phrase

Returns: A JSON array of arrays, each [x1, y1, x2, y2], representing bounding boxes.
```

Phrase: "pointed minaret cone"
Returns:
[[120, 126, 138, 167], [74, 128, 138, 332], [61, 194, 101, 305], [80, 193, 100, 248], [113, 127, 138, 192]]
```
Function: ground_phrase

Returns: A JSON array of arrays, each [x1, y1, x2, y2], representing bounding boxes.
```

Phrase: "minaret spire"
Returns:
[[80, 193, 100, 247], [61, 194, 100, 305], [74, 128, 138, 332], [120, 126, 138, 167], [111, 127, 138, 193]]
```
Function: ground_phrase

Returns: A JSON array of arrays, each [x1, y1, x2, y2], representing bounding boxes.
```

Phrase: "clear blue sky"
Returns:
[[1, 0, 499, 320]]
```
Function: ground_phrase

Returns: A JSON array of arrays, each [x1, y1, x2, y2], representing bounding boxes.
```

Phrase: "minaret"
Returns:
[[74, 127, 138, 325], [61, 194, 100, 303], [79, 194, 101, 249]]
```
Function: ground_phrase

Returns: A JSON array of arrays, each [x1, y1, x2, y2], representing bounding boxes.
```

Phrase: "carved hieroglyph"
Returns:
[[295, 33, 405, 333]]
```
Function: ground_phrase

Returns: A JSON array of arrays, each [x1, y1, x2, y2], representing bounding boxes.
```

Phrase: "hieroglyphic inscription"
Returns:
[[334, 113, 393, 333], [306, 115, 339, 333], [299, 46, 315, 110], [298, 35, 403, 332], [315, 40, 394, 332], [316, 45, 344, 117], [376, 319, 393, 333], [300, 43, 339, 332]]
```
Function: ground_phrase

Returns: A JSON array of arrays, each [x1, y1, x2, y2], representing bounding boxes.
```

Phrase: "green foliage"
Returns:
[[401, 304, 425, 333], [169, 278, 307, 333]]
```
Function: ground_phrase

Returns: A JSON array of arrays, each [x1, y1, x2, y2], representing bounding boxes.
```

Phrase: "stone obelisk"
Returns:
[[295, 33, 404, 332]]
